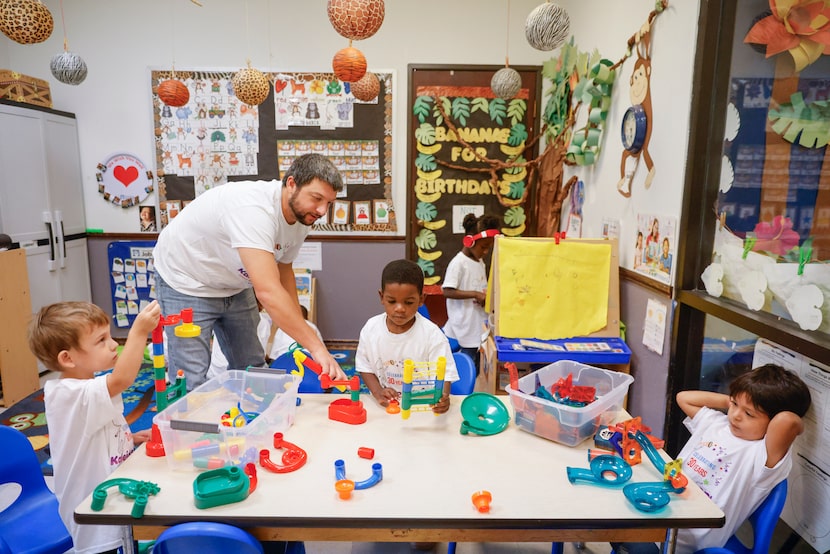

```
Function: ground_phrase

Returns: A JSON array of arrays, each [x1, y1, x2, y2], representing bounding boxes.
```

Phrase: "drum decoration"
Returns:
[[327, 0, 385, 41], [491, 67, 522, 100], [524, 2, 570, 51], [0, 0, 54, 44], [231, 64, 270, 106], [332, 46, 367, 83], [350, 71, 380, 102], [50, 51, 87, 85], [157, 78, 190, 107]]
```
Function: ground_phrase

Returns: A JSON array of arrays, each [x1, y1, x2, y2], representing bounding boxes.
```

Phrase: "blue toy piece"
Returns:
[[566, 454, 632, 487], [334, 459, 383, 490], [622, 480, 680, 513]]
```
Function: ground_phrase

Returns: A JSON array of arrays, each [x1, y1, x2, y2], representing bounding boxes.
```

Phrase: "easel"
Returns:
[[0, 250, 39, 406], [481, 237, 629, 395]]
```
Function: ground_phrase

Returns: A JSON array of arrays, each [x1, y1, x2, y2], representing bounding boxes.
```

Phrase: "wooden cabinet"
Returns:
[[0, 250, 40, 406]]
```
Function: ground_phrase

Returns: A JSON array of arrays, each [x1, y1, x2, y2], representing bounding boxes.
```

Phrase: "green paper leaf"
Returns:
[[413, 95, 433, 123], [415, 228, 437, 250], [504, 156, 526, 174], [507, 99, 527, 126], [489, 98, 506, 125], [432, 97, 450, 127], [414, 123, 437, 145], [506, 180, 526, 199], [508, 123, 528, 146], [415, 202, 438, 221], [417, 258, 436, 276], [471, 97, 489, 114], [415, 153, 437, 171], [451, 97, 471, 127], [504, 206, 526, 226]]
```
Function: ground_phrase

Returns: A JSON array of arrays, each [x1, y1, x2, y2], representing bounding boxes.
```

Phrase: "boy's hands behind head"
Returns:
[[132, 300, 161, 335]]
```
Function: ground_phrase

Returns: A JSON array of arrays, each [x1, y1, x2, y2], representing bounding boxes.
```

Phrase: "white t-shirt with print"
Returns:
[[153, 179, 310, 297], [442, 251, 488, 348], [45, 375, 135, 554], [356, 312, 459, 393]]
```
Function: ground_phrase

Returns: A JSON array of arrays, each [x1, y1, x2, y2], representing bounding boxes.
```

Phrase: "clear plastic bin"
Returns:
[[504, 360, 633, 447], [153, 369, 299, 471]]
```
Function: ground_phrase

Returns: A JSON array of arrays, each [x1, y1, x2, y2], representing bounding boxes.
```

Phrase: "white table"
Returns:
[[75, 394, 723, 551]]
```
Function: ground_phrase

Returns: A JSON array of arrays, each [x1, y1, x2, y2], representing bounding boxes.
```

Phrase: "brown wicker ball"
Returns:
[[525, 2, 570, 51], [332, 47, 367, 83], [157, 79, 190, 107], [350, 71, 380, 102], [0, 0, 54, 44], [231, 67, 270, 106], [490, 67, 522, 100], [327, 0, 385, 41]]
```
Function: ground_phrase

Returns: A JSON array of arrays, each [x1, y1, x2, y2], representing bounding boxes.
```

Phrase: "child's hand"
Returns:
[[132, 428, 152, 445], [432, 394, 450, 414], [374, 387, 399, 407], [133, 300, 161, 335], [474, 291, 486, 306]]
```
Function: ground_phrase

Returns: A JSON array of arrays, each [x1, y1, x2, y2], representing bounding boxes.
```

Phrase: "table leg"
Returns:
[[661, 528, 677, 554]]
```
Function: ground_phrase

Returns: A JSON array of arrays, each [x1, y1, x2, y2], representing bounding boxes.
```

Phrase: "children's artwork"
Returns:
[[373, 200, 390, 224], [332, 200, 350, 225], [353, 201, 371, 225], [632, 214, 677, 285], [96, 153, 154, 208]]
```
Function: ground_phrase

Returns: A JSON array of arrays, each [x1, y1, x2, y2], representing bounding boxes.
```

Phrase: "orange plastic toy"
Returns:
[[471, 490, 492, 513]]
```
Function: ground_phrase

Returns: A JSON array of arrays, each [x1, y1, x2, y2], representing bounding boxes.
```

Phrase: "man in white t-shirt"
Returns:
[[153, 153, 345, 390]]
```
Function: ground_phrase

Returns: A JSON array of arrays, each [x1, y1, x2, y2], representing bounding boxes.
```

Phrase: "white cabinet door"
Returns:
[[44, 113, 86, 235]]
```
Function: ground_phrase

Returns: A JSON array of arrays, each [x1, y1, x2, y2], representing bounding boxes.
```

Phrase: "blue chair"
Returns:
[[151, 522, 263, 554], [450, 351, 476, 395], [693, 479, 788, 554], [271, 350, 325, 393], [0, 426, 73, 554]]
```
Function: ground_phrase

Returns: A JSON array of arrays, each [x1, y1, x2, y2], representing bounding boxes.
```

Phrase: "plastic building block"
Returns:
[[91, 478, 160, 518], [459, 393, 510, 436], [333, 459, 383, 490], [567, 454, 633, 487], [357, 447, 375, 459], [400, 357, 446, 419], [259, 432, 307, 473], [193, 466, 250, 509], [471, 490, 492, 513]]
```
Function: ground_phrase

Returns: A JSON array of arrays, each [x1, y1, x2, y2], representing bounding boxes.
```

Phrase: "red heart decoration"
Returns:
[[113, 165, 139, 186], [274, 79, 287, 93]]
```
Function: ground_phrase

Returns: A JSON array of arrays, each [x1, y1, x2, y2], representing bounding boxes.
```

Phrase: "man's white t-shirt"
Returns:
[[153, 180, 310, 296], [442, 251, 488, 348], [674, 406, 792, 553], [356, 312, 459, 392], [45, 375, 135, 554]]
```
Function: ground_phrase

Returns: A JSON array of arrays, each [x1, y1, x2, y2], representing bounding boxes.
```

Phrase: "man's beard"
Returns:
[[288, 189, 317, 226]]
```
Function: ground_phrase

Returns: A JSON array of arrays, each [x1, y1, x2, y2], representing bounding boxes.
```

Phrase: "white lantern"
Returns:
[[491, 67, 522, 100], [50, 51, 88, 85], [525, 2, 570, 51]]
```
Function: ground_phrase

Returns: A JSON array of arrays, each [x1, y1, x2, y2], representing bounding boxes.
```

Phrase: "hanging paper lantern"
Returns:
[[490, 67, 522, 100], [49, 51, 87, 85], [525, 2, 570, 51], [0, 0, 54, 44], [157, 78, 190, 107], [332, 46, 367, 83], [327, 0, 385, 41], [231, 66, 270, 106], [350, 71, 380, 102]]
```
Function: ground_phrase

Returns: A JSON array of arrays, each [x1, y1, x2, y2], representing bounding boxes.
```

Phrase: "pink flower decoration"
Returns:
[[752, 215, 801, 256]]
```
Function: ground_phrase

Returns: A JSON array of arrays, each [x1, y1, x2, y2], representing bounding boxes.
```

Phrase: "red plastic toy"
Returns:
[[259, 432, 308, 473]]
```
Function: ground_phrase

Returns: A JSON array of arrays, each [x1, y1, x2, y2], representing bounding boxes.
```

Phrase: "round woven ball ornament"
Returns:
[[0, 0, 54, 44], [350, 71, 380, 101], [231, 66, 270, 106], [491, 67, 522, 100], [332, 46, 367, 83], [157, 78, 190, 107], [327, 0, 385, 41], [50, 51, 87, 85], [524, 2, 570, 51]]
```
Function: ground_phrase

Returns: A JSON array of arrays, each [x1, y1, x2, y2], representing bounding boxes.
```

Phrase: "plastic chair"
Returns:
[[450, 351, 476, 395], [271, 350, 325, 393], [0, 426, 73, 554], [151, 522, 263, 554], [693, 479, 788, 554]]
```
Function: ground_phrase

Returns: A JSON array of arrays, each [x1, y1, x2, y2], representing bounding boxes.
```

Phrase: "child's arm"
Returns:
[[442, 287, 486, 306], [359, 371, 398, 407], [107, 300, 161, 398], [431, 382, 452, 414], [765, 411, 804, 468], [676, 390, 729, 419]]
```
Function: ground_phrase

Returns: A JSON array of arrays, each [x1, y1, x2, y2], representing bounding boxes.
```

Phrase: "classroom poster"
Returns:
[[632, 213, 677, 285]]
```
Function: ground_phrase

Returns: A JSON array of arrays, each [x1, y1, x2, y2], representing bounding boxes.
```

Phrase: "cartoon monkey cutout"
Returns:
[[617, 25, 656, 197]]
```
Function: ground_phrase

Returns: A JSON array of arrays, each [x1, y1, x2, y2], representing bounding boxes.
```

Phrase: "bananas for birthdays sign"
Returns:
[[407, 66, 541, 286]]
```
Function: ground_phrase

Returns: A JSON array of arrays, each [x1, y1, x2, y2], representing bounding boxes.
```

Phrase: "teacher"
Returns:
[[153, 153, 346, 390]]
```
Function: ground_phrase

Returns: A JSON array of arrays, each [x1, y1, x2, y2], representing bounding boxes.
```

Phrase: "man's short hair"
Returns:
[[284, 153, 344, 192]]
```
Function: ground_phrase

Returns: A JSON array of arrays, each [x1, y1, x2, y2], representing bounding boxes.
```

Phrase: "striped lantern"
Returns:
[[332, 46, 367, 83], [491, 67, 522, 100], [231, 67, 270, 106], [525, 2, 570, 51], [157, 79, 190, 107], [327, 0, 385, 41], [0, 0, 54, 44], [350, 71, 380, 102], [50, 51, 87, 85]]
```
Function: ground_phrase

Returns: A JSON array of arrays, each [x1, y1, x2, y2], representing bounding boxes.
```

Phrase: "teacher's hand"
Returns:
[[310, 347, 347, 381]]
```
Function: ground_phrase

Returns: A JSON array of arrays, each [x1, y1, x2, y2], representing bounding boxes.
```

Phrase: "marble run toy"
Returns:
[[293, 349, 366, 423], [291, 349, 346, 392], [471, 490, 492, 513], [400, 357, 446, 419], [333, 458, 383, 499], [193, 465, 250, 509], [259, 432, 307, 473], [91, 478, 160, 518]]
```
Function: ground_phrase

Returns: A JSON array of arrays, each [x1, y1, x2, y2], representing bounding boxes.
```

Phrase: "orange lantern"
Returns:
[[0, 0, 54, 44], [157, 79, 190, 107], [350, 71, 380, 102], [327, 0, 385, 41], [332, 46, 367, 83]]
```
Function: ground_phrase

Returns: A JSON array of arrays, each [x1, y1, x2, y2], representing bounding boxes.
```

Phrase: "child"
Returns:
[[613, 363, 811, 554], [356, 259, 459, 414], [633, 231, 644, 269], [442, 213, 500, 376], [659, 237, 672, 273], [28, 300, 161, 554], [644, 217, 660, 265]]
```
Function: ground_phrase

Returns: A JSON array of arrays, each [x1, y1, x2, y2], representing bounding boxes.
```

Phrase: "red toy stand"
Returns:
[[328, 397, 367, 425]]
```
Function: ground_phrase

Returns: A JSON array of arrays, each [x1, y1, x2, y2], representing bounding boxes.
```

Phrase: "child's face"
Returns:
[[378, 282, 423, 334], [727, 393, 770, 441], [63, 323, 119, 377], [662, 241, 669, 255], [470, 236, 494, 260]]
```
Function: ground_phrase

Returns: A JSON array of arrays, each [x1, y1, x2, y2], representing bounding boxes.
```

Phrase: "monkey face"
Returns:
[[629, 62, 650, 105]]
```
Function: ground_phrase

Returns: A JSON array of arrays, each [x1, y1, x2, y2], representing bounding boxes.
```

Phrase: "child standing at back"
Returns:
[[28, 300, 161, 554], [442, 213, 500, 376], [613, 363, 811, 554], [356, 259, 459, 414]]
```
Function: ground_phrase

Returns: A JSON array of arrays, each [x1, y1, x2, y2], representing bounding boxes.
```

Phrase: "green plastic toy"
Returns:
[[193, 465, 250, 509], [91, 478, 160, 518], [459, 392, 510, 436]]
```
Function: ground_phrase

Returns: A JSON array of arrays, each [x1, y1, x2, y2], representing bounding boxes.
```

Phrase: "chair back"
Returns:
[[271, 350, 324, 393], [0, 426, 73, 554], [722, 479, 788, 554], [152, 522, 263, 554], [450, 351, 476, 395]]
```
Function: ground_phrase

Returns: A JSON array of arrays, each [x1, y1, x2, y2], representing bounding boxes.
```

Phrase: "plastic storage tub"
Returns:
[[153, 369, 299, 471], [504, 360, 634, 447]]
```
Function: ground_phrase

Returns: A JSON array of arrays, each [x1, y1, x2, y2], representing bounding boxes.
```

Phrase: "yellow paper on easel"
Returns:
[[496, 239, 610, 339]]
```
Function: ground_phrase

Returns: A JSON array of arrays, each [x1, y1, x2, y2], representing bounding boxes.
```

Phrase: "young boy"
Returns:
[[614, 363, 811, 554], [28, 300, 161, 554], [356, 259, 459, 414]]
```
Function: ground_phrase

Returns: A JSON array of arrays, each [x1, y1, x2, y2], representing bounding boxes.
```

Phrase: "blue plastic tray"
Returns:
[[495, 336, 631, 364]]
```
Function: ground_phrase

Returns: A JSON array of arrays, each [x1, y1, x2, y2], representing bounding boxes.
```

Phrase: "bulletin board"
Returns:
[[407, 64, 542, 286], [107, 241, 156, 329], [150, 69, 396, 235]]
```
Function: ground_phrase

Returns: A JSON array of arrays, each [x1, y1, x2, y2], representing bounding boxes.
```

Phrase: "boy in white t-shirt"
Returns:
[[28, 300, 161, 554], [356, 259, 459, 414]]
